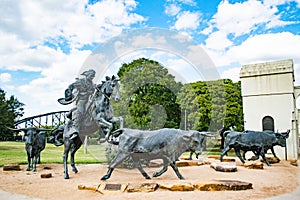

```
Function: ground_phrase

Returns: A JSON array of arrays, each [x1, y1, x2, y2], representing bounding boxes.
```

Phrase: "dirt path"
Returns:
[[0, 159, 299, 200]]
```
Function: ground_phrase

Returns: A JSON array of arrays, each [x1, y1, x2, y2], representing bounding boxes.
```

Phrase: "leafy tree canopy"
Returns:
[[113, 58, 243, 132], [177, 79, 243, 131], [114, 58, 183, 129], [0, 88, 25, 141]]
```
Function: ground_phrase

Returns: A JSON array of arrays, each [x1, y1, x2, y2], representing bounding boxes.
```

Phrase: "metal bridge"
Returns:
[[15, 111, 69, 128]]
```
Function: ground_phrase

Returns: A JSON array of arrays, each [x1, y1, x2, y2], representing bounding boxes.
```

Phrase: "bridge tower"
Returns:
[[240, 59, 299, 160]]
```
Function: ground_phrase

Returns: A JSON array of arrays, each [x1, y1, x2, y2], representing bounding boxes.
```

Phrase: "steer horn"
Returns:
[[6, 126, 53, 132], [199, 131, 218, 137], [5, 126, 20, 131]]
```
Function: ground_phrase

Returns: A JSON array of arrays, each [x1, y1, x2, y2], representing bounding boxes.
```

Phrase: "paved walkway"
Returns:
[[0, 190, 40, 200], [266, 163, 300, 200], [1, 161, 299, 200]]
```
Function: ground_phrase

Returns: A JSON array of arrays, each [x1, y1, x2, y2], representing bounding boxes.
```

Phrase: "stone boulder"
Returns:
[[3, 164, 21, 171], [201, 157, 218, 165], [265, 156, 280, 164], [210, 162, 237, 172], [176, 160, 201, 167], [159, 182, 194, 191], [194, 180, 253, 191], [244, 160, 264, 169], [147, 159, 163, 167], [179, 156, 190, 160], [40, 173, 52, 178], [175, 160, 189, 167], [208, 155, 236, 162], [127, 183, 158, 193], [97, 183, 128, 194], [290, 160, 298, 166], [43, 166, 52, 170], [78, 184, 99, 192]]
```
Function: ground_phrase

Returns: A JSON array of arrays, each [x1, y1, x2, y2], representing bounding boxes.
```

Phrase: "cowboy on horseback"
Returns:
[[58, 69, 96, 140]]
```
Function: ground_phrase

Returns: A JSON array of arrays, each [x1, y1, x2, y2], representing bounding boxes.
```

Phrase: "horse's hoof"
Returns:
[[152, 172, 159, 177], [64, 174, 70, 179], [101, 175, 109, 180], [72, 168, 78, 173], [26, 168, 30, 171], [32, 169, 37, 172]]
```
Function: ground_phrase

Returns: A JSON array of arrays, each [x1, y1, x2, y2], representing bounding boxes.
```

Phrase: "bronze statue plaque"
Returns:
[[104, 184, 122, 191]]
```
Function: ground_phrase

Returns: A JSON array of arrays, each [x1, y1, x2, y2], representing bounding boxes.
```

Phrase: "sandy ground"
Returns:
[[0, 159, 299, 200]]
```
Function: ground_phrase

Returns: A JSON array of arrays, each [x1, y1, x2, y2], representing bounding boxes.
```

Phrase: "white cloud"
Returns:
[[205, 0, 295, 37], [175, 0, 197, 6], [0, 0, 146, 47], [0, 73, 11, 82], [10, 48, 92, 118], [204, 32, 300, 84], [220, 67, 241, 82], [205, 31, 233, 50], [173, 11, 201, 31], [200, 0, 300, 84], [264, 0, 300, 7], [227, 32, 300, 85], [0, 0, 146, 117], [165, 4, 181, 16], [200, 44, 232, 68], [227, 32, 300, 64]]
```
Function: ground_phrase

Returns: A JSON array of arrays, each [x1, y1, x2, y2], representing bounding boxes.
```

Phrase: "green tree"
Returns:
[[114, 58, 183, 129], [0, 88, 25, 140], [177, 79, 243, 131], [223, 80, 243, 131]]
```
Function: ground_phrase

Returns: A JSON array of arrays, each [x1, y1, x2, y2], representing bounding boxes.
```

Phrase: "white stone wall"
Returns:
[[240, 59, 298, 160], [241, 73, 294, 96]]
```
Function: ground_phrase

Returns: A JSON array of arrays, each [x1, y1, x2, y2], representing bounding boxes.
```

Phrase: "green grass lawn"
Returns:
[[0, 141, 234, 167], [0, 141, 107, 167]]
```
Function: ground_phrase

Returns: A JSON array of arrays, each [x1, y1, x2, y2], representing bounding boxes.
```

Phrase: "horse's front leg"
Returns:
[[70, 143, 81, 174], [63, 142, 70, 179]]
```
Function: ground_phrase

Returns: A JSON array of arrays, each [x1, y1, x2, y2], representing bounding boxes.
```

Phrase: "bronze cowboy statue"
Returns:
[[58, 69, 96, 140], [55, 71, 122, 179]]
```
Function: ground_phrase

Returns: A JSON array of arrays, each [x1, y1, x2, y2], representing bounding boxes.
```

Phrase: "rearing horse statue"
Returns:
[[93, 76, 123, 141], [52, 75, 122, 179]]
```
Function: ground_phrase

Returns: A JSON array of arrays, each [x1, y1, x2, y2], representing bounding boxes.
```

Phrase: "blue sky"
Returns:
[[0, 0, 300, 118]]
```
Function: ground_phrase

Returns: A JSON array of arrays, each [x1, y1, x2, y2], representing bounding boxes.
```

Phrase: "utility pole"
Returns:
[[184, 109, 187, 130]]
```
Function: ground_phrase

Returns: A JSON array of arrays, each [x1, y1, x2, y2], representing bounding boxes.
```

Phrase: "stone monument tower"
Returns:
[[240, 59, 299, 160]]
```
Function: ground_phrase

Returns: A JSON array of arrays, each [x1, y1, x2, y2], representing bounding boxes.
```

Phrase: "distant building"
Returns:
[[240, 59, 299, 160]]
